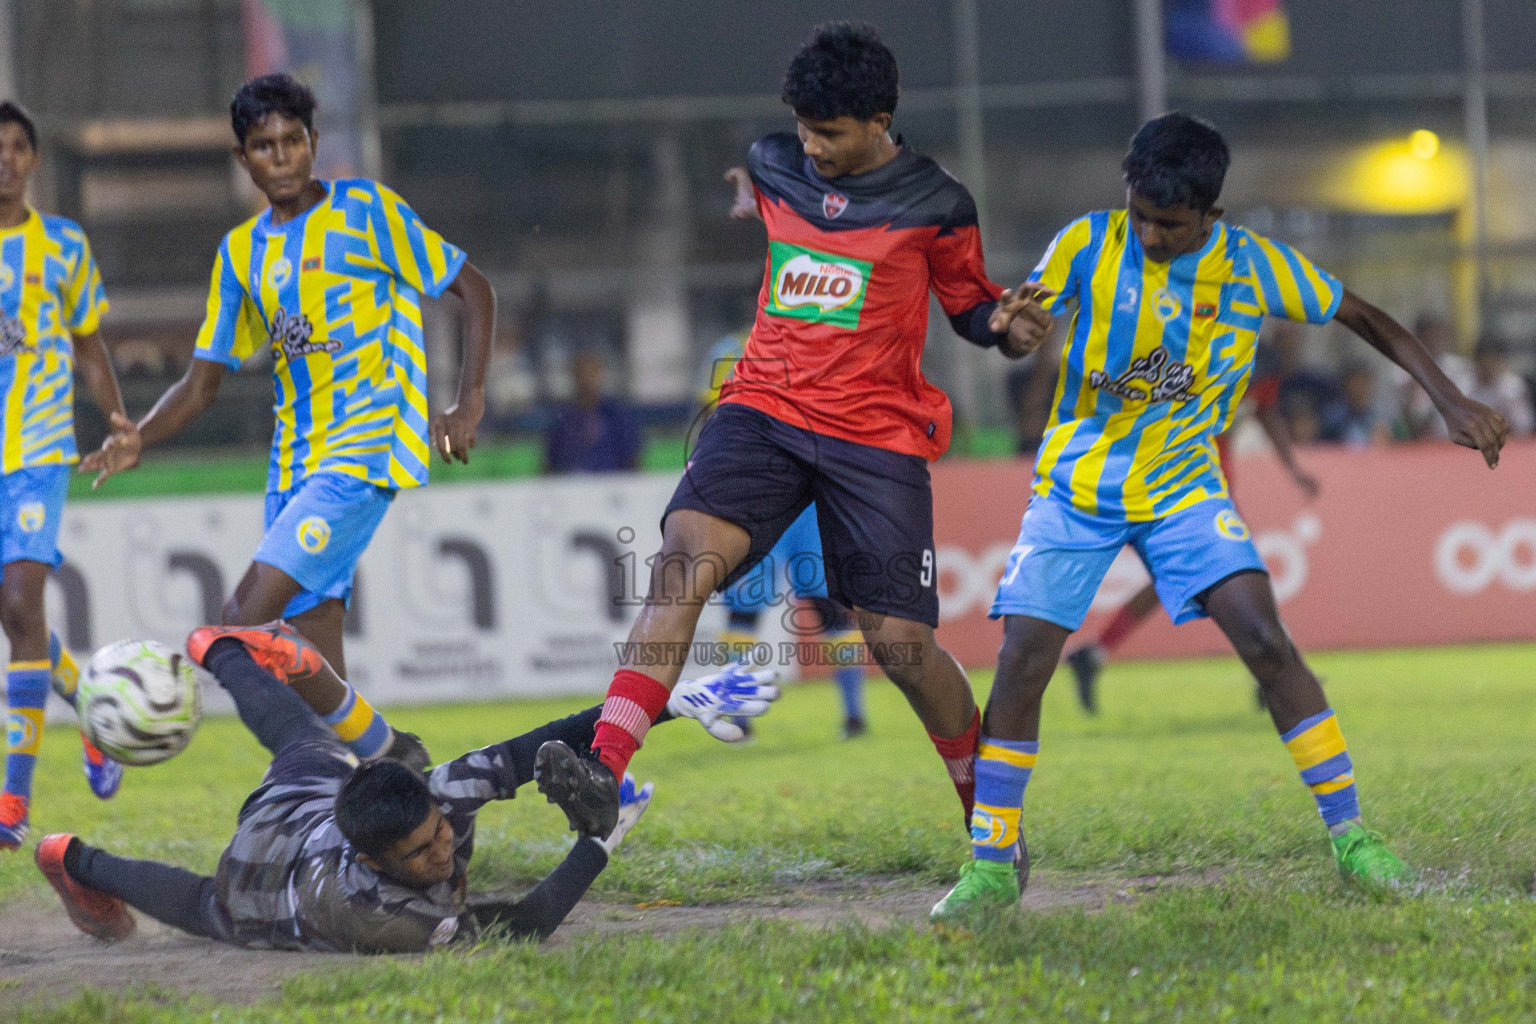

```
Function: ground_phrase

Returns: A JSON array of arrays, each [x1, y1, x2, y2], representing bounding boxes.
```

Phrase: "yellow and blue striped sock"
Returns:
[[969, 736, 1038, 863], [5, 661, 50, 800], [48, 632, 80, 708], [1282, 708, 1361, 828], [322, 682, 392, 760]]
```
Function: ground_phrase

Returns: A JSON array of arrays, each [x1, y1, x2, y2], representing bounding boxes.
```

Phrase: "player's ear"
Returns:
[[356, 851, 380, 873], [307, 128, 320, 155], [1203, 205, 1224, 230], [869, 112, 893, 136]]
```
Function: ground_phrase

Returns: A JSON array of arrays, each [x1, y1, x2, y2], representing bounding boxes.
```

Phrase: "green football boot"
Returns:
[[1332, 825, 1415, 890], [929, 859, 1021, 922]]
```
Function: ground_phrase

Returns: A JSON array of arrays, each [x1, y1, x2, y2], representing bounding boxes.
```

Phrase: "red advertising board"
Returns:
[[932, 439, 1536, 667]]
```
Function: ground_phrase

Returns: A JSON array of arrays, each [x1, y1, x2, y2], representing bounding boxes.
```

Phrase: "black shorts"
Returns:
[[666, 403, 938, 626]]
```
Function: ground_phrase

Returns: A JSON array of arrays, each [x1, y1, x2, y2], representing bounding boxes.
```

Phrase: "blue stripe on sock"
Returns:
[[1315, 785, 1361, 826], [322, 688, 357, 726], [834, 666, 864, 720], [6, 668, 49, 799], [347, 714, 391, 760], [1300, 751, 1354, 786], [971, 736, 1037, 862], [1280, 709, 1335, 744]]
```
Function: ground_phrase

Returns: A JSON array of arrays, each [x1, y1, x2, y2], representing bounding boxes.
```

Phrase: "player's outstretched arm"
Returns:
[[430, 261, 496, 466], [988, 284, 1056, 359], [72, 330, 141, 487], [1254, 404, 1319, 498], [1333, 290, 1509, 468], [724, 167, 761, 221], [79, 357, 225, 487]]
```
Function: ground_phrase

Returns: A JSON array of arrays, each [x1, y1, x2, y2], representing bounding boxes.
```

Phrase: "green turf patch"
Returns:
[[9, 645, 1536, 1020]]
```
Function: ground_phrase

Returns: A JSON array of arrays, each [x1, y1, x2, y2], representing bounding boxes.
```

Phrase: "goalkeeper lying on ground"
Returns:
[[34, 623, 779, 952]]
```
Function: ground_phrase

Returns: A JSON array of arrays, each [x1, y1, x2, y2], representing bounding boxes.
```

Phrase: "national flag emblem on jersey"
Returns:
[[764, 241, 872, 330], [822, 192, 848, 219]]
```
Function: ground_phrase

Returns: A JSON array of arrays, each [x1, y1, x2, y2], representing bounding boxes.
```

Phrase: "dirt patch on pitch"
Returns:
[[0, 870, 1220, 1014]]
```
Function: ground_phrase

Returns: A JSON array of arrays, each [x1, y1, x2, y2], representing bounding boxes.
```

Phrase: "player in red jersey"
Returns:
[[587, 22, 1050, 854], [1062, 339, 1318, 712]]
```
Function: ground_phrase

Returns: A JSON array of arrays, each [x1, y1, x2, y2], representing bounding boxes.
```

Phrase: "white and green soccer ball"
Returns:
[[79, 639, 204, 766]]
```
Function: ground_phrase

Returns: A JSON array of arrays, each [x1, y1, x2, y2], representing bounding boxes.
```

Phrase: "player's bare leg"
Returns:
[[0, 560, 48, 663], [1202, 570, 1410, 886], [220, 561, 410, 764], [589, 509, 752, 779], [853, 610, 974, 737], [624, 510, 753, 688]]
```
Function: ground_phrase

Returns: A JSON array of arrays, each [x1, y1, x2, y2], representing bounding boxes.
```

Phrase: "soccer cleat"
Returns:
[[35, 834, 136, 942], [1065, 645, 1103, 715], [1332, 825, 1415, 889], [929, 858, 1022, 922], [81, 734, 123, 800], [841, 715, 868, 740], [534, 740, 620, 839], [185, 621, 324, 684], [381, 729, 433, 773], [0, 793, 29, 850]]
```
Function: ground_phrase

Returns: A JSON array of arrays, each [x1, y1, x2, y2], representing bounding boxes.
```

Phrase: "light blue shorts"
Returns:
[[1, 465, 69, 568], [723, 502, 829, 614], [991, 494, 1266, 630], [254, 472, 395, 618]]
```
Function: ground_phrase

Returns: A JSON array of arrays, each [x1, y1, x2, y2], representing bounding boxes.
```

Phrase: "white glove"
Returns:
[[667, 662, 781, 743], [596, 772, 654, 856]]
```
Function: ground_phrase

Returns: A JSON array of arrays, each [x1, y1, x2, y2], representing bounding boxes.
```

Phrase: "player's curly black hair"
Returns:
[[781, 21, 899, 122], [335, 759, 434, 861], [1122, 112, 1230, 211], [230, 72, 317, 146], [0, 101, 37, 150]]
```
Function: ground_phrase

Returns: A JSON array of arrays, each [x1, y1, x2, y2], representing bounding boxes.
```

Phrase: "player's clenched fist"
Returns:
[[724, 167, 760, 222], [1441, 393, 1510, 469], [430, 392, 484, 465], [989, 283, 1055, 359]]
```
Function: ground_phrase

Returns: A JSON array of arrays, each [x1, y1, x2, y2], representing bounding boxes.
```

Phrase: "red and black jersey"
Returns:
[[721, 133, 1003, 460]]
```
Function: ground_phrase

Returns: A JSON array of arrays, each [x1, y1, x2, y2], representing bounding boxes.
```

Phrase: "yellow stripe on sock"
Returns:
[[1284, 715, 1347, 771], [971, 803, 1021, 848], [331, 693, 379, 743], [978, 742, 1038, 770], [7, 708, 43, 755], [7, 660, 50, 672], [1310, 773, 1356, 796], [52, 646, 79, 699]]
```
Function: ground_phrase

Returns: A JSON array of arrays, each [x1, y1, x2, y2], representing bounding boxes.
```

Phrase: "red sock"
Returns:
[[929, 708, 982, 827], [591, 669, 672, 780], [1099, 600, 1151, 653]]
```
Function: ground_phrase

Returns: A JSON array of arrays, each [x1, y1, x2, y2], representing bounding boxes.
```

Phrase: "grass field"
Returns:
[[8, 645, 1536, 1022]]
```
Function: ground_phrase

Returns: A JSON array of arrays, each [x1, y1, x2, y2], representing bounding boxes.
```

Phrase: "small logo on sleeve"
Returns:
[[429, 916, 460, 946], [822, 192, 848, 219], [302, 257, 321, 272], [296, 516, 332, 554], [16, 502, 45, 533]]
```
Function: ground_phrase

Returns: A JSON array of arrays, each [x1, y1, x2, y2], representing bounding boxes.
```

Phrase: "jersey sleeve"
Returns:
[[192, 241, 260, 369], [927, 188, 1003, 317], [427, 741, 523, 837], [368, 182, 468, 299], [1027, 216, 1095, 315], [62, 231, 108, 333], [1241, 231, 1343, 325]]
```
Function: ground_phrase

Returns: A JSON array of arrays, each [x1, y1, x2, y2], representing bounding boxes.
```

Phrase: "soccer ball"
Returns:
[[78, 639, 204, 766]]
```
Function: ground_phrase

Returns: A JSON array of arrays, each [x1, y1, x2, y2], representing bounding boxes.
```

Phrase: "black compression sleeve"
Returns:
[[948, 300, 1007, 349], [468, 838, 608, 941]]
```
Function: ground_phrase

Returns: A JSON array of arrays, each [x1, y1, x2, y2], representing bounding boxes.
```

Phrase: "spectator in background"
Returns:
[[543, 349, 643, 474], [1319, 362, 1388, 447], [1271, 321, 1341, 438], [1467, 336, 1533, 437], [1399, 313, 1473, 439]]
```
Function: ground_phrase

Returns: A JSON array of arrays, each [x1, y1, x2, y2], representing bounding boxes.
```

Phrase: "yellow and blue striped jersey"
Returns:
[[194, 178, 466, 492], [0, 210, 108, 473], [1029, 210, 1341, 520]]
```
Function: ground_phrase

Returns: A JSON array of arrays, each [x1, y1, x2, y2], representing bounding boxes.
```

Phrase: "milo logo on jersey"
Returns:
[[764, 241, 872, 330], [1088, 346, 1196, 405]]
